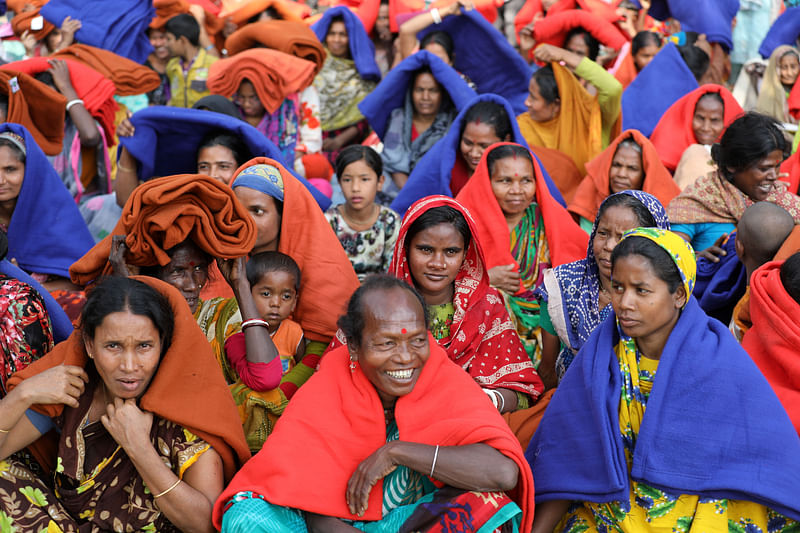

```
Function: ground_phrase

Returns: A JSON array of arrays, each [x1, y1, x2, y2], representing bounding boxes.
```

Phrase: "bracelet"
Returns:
[[241, 318, 270, 330], [0, 428, 9, 433], [430, 7, 442, 23], [65, 99, 84, 111], [483, 388, 499, 408], [429, 445, 439, 477], [117, 162, 136, 173], [496, 390, 505, 412], [153, 478, 181, 499]]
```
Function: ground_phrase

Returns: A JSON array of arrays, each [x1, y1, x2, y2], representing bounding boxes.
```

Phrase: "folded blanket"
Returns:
[[389, 0, 499, 31], [151, 0, 225, 40], [531, 10, 627, 52], [11, 8, 55, 41], [224, 20, 326, 75], [53, 44, 161, 96], [693, 232, 746, 324], [312, 6, 381, 81], [0, 70, 65, 156], [208, 48, 316, 114], [637, 0, 738, 50], [760, 7, 800, 59], [514, 0, 621, 39], [219, 0, 311, 24]]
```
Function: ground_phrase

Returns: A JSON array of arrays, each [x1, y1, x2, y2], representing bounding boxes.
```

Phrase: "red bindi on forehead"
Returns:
[[401, 328, 407, 334]]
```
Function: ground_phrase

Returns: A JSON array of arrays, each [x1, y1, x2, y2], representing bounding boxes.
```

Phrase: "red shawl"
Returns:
[[649, 84, 743, 171], [530, 10, 627, 52], [742, 260, 800, 435], [211, 341, 535, 531], [569, 129, 680, 222], [456, 142, 587, 283], [513, 0, 621, 42]]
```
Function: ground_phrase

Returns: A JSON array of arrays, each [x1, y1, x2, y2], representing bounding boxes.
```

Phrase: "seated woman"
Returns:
[[537, 191, 669, 387], [196, 130, 253, 186], [568, 130, 679, 233], [756, 46, 800, 129], [456, 142, 586, 367], [214, 275, 534, 533], [610, 31, 662, 89], [518, 44, 622, 175], [668, 112, 800, 258], [0, 276, 249, 532], [311, 7, 381, 164], [529, 228, 800, 532]]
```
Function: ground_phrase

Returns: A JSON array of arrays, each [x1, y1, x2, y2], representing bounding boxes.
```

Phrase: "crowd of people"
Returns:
[[0, 0, 799, 531]]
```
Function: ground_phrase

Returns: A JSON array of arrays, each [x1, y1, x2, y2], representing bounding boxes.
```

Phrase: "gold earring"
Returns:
[[349, 356, 357, 373]]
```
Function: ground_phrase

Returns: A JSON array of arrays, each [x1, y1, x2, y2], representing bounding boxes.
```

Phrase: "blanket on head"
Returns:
[[0, 70, 65, 156], [632, 0, 738, 50], [53, 44, 161, 96], [218, 0, 311, 24], [311, 6, 381, 82], [760, 7, 800, 59], [224, 20, 325, 75]]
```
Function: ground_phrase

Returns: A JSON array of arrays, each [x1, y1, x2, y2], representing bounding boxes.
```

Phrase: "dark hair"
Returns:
[[420, 30, 455, 63], [632, 31, 660, 56], [192, 95, 241, 119], [780, 252, 800, 306], [197, 131, 252, 168], [140, 240, 211, 279], [246, 251, 301, 291], [459, 100, 513, 142], [81, 277, 175, 357], [595, 193, 657, 229], [532, 64, 560, 104], [711, 112, 788, 182], [337, 275, 429, 347], [486, 144, 534, 176], [564, 27, 600, 62], [0, 229, 7, 261], [611, 236, 683, 293], [33, 71, 55, 89], [335, 145, 382, 180], [405, 205, 472, 254], [0, 94, 8, 121], [0, 138, 25, 164], [678, 43, 709, 82], [248, 6, 281, 23], [165, 14, 201, 47], [327, 15, 346, 35]]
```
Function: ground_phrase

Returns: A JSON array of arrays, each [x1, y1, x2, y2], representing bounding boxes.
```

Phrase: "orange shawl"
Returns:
[[610, 43, 638, 89], [218, 0, 311, 25], [517, 62, 602, 175], [0, 70, 65, 155], [207, 48, 316, 114], [224, 20, 326, 75], [233, 157, 360, 342], [11, 8, 55, 41], [69, 174, 257, 285], [211, 340, 535, 531], [456, 142, 587, 275], [8, 276, 251, 481], [53, 44, 161, 96], [569, 130, 680, 222], [534, 144, 584, 204]]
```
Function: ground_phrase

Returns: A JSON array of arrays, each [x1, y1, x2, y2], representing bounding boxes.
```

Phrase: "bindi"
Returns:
[[401, 328, 407, 334]]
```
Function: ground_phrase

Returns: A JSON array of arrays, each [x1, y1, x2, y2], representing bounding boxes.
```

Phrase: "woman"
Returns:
[[610, 31, 661, 89], [197, 130, 253, 185], [538, 191, 669, 386], [214, 275, 535, 532], [528, 228, 800, 531], [311, 7, 381, 164], [456, 142, 586, 367], [0, 276, 249, 531], [756, 45, 800, 127], [668, 112, 800, 256], [568, 130, 679, 232]]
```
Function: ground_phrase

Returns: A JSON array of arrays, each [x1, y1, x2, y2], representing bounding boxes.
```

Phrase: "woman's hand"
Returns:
[[47, 59, 74, 95], [519, 20, 538, 55], [489, 264, 521, 294], [57, 16, 82, 51], [217, 257, 249, 294], [697, 233, 728, 263], [322, 135, 346, 152], [116, 115, 135, 138], [18, 365, 88, 408], [346, 442, 398, 517], [444, 0, 473, 16], [20, 30, 36, 56], [101, 397, 154, 454], [109, 235, 134, 277]]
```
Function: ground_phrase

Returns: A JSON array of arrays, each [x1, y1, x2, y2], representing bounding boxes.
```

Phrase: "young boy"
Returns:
[[164, 13, 216, 108]]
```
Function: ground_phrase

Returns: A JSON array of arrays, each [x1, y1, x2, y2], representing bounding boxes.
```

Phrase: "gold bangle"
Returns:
[[153, 478, 181, 499], [0, 428, 9, 433], [117, 162, 136, 173]]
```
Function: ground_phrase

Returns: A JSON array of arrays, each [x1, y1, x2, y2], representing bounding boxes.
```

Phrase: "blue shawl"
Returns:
[[759, 7, 800, 59], [417, 9, 531, 115], [358, 51, 476, 140], [3, 123, 94, 279], [693, 232, 746, 325], [390, 93, 565, 215], [118, 106, 330, 210], [312, 6, 381, 82], [527, 296, 800, 520], [621, 43, 698, 137], [41, 0, 154, 63], [633, 0, 738, 50]]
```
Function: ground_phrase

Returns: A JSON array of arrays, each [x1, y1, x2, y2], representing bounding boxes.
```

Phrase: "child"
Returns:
[[164, 14, 217, 108], [325, 145, 400, 281]]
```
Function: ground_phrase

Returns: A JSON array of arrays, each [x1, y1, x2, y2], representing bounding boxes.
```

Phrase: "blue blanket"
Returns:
[[358, 50, 476, 139], [4, 123, 94, 279], [41, 0, 154, 63], [390, 93, 565, 215], [693, 233, 746, 325], [417, 9, 531, 115], [527, 297, 800, 520], [118, 106, 330, 210], [621, 43, 698, 137], [759, 7, 800, 59], [634, 0, 738, 50], [312, 6, 381, 82]]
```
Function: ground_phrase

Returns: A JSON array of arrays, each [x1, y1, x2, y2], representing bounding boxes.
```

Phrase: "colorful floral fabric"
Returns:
[[313, 50, 376, 132], [324, 204, 400, 281]]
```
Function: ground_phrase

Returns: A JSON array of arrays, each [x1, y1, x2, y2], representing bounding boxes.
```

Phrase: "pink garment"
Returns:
[[224, 331, 283, 390]]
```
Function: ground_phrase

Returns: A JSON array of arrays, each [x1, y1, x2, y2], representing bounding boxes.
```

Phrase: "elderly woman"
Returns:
[[529, 228, 800, 532], [756, 45, 800, 127], [214, 275, 534, 532], [0, 276, 249, 532]]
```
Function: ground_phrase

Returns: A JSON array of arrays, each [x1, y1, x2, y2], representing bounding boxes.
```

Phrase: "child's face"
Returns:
[[251, 270, 298, 330], [165, 32, 182, 57], [339, 159, 383, 213]]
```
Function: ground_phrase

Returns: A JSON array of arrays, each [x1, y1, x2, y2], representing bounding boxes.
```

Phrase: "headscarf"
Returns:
[[517, 61, 603, 175], [311, 6, 380, 82], [568, 130, 680, 223], [224, 20, 325, 76], [757, 45, 799, 124], [619, 227, 696, 300], [231, 158, 360, 342]]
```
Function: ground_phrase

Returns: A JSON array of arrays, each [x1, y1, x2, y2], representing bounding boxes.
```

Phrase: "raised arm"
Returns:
[[397, 0, 471, 59]]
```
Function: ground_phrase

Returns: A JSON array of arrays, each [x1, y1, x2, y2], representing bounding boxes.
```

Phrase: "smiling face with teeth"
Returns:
[[350, 287, 430, 409], [729, 149, 783, 203]]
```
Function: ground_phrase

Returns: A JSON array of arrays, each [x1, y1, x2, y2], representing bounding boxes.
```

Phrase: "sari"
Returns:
[[756, 45, 799, 124], [456, 143, 586, 367]]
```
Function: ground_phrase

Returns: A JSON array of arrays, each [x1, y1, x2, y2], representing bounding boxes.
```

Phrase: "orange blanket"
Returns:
[[534, 145, 584, 204], [569, 130, 680, 222], [211, 340, 535, 531], [150, 0, 226, 42], [0, 70, 65, 155], [11, 8, 55, 41], [611, 43, 638, 89], [70, 174, 257, 285], [8, 276, 250, 481], [53, 44, 161, 96], [207, 48, 316, 113], [224, 20, 326, 75], [219, 0, 311, 24]]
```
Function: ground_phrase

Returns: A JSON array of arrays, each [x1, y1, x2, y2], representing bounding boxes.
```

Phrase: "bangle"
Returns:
[[496, 390, 505, 412], [65, 99, 84, 111], [117, 162, 136, 173], [241, 318, 270, 330], [483, 388, 498, 408], [153, 478, 181, 499], [430, 7, 442, 23], [429, 445, 439, 477], [0, 428, 9, 433]]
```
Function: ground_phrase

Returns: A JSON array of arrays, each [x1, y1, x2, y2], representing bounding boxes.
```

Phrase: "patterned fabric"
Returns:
[[298, 86, 322, 154], [233, 163, 286, 202], [619, 227, 697, 299], [195, 296, 243, 385], [0, 275, 54, 395], [427, 302, 455, 341], [254, 94, 300, 164], [537, 191, 670, 381], [324, 204, 401, 281], [313, 50, 376, 132]]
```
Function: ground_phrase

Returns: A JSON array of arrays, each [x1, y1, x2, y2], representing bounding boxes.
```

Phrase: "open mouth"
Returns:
[[117, 378, 141, 392], [385, 369, 415, 382]]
